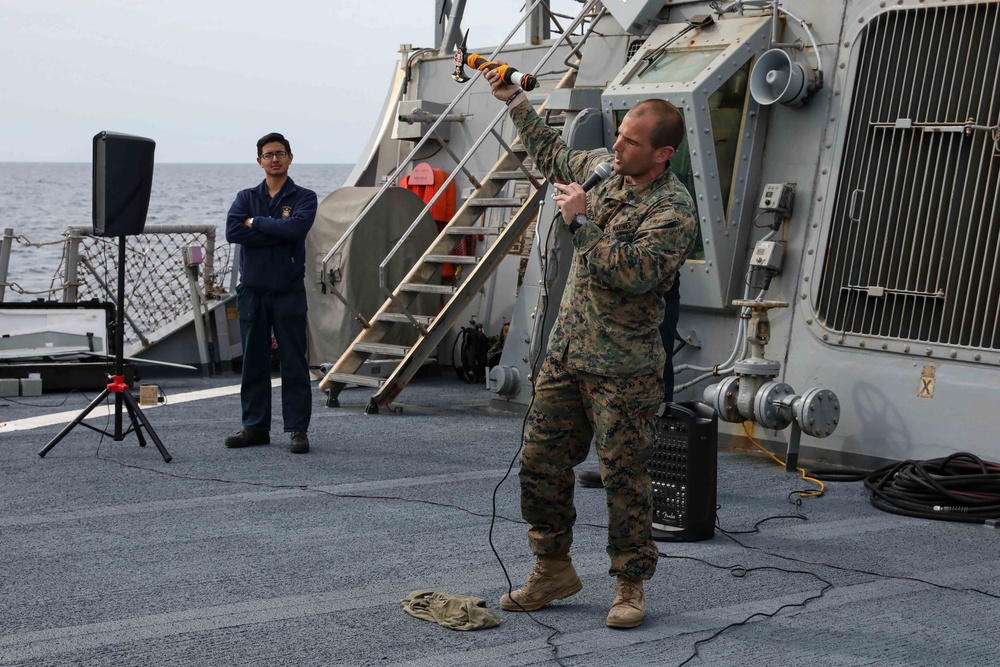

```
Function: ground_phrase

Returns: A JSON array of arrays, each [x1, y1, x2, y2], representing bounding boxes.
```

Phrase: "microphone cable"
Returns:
[[486, 202, 571, 666], [484, 161, 613, 661]]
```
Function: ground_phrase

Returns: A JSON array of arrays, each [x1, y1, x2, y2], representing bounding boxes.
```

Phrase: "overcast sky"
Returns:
[[4, 0, 580, 164]]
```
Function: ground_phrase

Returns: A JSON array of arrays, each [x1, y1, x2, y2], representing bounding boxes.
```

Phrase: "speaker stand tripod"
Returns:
[[38, 236, 171, 462]]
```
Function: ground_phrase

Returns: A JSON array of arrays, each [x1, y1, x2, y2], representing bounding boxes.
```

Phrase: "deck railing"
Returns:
[[0, 224, 229, 348]]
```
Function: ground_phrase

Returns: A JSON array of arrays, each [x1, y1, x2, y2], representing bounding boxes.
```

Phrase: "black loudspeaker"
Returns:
[[93, 131, 155, 237], [650, 401, 718, 542]]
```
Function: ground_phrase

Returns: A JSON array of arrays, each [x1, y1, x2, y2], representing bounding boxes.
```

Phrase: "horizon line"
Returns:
[[0, 161, 356, 166]]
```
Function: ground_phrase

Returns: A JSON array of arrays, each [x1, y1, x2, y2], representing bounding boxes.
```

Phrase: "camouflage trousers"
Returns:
[[520, 354, 661, 580]]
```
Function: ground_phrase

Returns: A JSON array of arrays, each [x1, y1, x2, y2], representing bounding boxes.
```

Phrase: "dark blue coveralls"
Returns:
[[225, 177, 317, 434]]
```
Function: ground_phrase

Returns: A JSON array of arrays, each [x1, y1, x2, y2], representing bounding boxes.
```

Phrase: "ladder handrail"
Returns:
[[376, 0, 601, 295], [319, 0, 548, 279]]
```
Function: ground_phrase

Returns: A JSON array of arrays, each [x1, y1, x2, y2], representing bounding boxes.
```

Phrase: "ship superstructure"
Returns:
[[308, 0, 1000, 467]]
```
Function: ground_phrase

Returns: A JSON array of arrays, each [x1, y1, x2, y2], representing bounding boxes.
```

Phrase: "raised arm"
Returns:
[[483, 63, 592, 187]]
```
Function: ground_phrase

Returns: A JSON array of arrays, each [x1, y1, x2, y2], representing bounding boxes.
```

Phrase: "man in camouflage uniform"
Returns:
[[484, 69, 698, 628]]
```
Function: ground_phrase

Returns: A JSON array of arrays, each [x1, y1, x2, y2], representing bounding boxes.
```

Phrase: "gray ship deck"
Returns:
[[1, 374, 997, 666]]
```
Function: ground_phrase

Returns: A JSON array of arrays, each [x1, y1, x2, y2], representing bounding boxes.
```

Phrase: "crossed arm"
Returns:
[[225, 191, 317, 246]]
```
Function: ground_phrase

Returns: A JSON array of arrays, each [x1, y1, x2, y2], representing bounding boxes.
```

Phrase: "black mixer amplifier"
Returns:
[[650, 401, 718, 542]]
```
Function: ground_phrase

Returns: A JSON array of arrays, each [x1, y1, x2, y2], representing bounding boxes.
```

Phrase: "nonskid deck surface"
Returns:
[[1, 375, 996, 666]]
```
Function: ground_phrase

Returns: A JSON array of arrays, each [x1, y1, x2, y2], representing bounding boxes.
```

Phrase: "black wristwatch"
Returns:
[[569, 213, 587, 234]]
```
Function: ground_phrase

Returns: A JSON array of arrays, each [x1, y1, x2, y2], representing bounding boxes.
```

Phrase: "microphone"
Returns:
[[465, 53, 538, 91], [580, 161, 614, 192], [565, 162, 613, 234]]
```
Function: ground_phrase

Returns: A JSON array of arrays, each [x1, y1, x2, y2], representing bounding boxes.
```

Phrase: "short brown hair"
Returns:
[[631, 99, 685, 150]]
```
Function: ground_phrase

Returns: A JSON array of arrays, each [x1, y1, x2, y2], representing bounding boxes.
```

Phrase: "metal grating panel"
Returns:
[[817, 2, 1000, 351], [626, 39, 646, 62]]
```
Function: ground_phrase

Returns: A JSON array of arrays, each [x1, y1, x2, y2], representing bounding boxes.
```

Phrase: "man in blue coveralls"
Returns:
[[224, 132, 317, 454]]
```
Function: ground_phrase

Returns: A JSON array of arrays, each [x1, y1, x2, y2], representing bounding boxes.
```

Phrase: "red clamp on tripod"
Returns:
[[107, 375, 129, 394]]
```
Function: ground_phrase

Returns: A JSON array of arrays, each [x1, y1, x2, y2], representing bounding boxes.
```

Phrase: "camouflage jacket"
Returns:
[[510, 101, 698, 377]]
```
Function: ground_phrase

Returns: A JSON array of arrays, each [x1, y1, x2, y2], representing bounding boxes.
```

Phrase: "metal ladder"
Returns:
[[317, 110, 557, 414], [316, 0, 602, 413]]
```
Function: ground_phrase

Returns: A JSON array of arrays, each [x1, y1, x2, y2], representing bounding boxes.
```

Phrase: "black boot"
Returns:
[[224, 429, 270, 448], [290, 432, 309, 454]]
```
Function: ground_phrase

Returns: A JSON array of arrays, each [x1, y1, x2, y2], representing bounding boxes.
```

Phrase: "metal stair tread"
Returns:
[[467, 197, 525, 207], [399, 283, 457, 294], [423, 254, 477, 264], [353, 342, 410, 356], [321, 372, 384, 388], [375, 312, 435, 325], [446, 226, 503, 235], [490, 170, 543, 181]]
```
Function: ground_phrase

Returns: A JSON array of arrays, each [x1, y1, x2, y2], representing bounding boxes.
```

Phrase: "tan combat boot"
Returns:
[[606, 575, 645, 628], [500, 555, 583, 612]]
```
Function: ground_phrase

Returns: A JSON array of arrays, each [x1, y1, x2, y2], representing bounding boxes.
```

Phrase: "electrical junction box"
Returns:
[[758, 183, 794, 216], [751, 240, 784, 272], [183, 246, 203, 267]]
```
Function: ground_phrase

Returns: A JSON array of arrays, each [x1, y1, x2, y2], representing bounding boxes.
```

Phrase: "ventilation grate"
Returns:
[[817, 2, 1000, 351], [627, 39, 646, 62]]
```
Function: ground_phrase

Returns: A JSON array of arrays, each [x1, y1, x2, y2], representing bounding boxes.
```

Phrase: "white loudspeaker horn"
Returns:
[[750, 48, 817, 107]]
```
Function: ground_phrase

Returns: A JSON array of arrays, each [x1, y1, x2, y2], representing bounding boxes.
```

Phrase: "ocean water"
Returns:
[[0, 162, 353, 295]]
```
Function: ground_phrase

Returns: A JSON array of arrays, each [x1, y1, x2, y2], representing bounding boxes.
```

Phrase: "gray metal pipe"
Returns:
[[0, 228, 13, 302], [184, 261, 211, 377], [63, 233, 83, 303]]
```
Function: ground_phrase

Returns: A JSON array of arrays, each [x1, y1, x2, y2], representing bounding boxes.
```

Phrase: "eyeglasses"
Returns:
[[260, 151, 289, 160]]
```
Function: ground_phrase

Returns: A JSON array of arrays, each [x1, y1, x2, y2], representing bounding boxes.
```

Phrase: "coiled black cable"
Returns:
[[862, 452, 1000, 523]]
